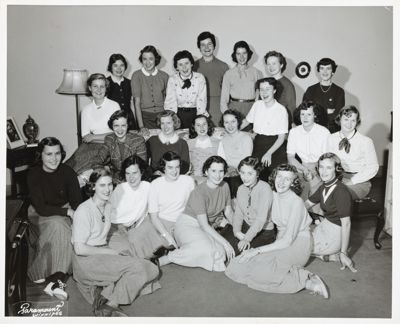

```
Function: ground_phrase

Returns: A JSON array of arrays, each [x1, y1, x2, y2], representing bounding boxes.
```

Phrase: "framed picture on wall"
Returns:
[[6, 116, 25, 149]]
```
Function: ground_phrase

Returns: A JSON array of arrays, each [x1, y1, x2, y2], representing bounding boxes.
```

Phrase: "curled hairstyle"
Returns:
[[220, 109, 244, 129], [37, 136, 66, 162], [139, 45, 162, 66], [107, 53, 128, 73], [202, 155, 228, 176], [317, 152, 344, 180], [189, 114, 215, 139], [85, 167, 112, 197], [156, 110, 181, 130], [293, 100, 328, 127], [264, 50, 287, 73], [197, 31, 216, 48], [231, 41, 253, 63], [173, 50, 195, 69], [268, 164, 302, 196], [317, 57, 338, 73], [120, 154, 148, 180], [86, 73, 109, 96], [238, 156, 263, 176], [158, 151, 181, 173], [107, 110, 128, 130], [334, 105, 361, 127]]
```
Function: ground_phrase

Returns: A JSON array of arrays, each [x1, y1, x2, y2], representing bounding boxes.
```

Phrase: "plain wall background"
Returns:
[[6, 5, 393, 182]]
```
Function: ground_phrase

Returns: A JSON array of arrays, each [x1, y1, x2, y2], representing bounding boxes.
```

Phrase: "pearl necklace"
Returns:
[[319, 82, 332, 93]]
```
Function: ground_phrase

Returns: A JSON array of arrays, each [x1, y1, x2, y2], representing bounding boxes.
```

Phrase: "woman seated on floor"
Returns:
[[187, 114, 220, 182], [27, 137, 82, 300], [65, 73, 120, 176], [240, 77, 288, 181], [147, 110, 190, 175], [218, 109, 253, 197], [326, 105, 379, 199], [156, 156, 235, 272], [164, 50, 207, 129], [287, 100, 330, 199], [149, 151, 195, 249], [107, 155, 166, 259], [71, 167, 160, 317], [305, 153, 357, 272], [225, 164, 329, 299], [91, 110, 147, 183], [220, 156, 276, 256]]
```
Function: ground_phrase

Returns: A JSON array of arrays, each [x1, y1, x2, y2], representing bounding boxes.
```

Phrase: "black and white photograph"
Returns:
[[1, 0, 398, 323]]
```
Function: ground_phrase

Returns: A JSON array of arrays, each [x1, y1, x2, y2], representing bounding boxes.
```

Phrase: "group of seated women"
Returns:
[[25, 30, 380, 316]]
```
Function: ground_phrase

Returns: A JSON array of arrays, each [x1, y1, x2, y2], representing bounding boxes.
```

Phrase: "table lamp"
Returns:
[[56, 69, 88, 145]]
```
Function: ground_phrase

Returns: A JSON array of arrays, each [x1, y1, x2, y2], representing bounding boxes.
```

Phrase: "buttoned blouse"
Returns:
[[220, 65, 263, 112], [164, 72, 207, 114]]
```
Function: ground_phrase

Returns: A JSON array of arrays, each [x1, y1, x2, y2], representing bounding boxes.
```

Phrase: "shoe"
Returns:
[[308, 274, 329, 299], [33, 278, 45, 284], [152, 245, 175, 258], [43, 279, 68, 300], [95, 303, 128, 317]]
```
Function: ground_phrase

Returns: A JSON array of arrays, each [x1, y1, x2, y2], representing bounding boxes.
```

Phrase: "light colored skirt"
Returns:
[[228, 101, 253, 118], [312, 218, 341, 256], [208, 96, 222, 127], [108, 217, 167, 259], [225, 234, 312, 294], [27, 209, 72, 281], [72, 253, 160, 306], [168, 213, 226, 272], [342, 173, 371, 199]]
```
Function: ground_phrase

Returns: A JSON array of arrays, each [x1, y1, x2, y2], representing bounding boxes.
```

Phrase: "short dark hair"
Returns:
[[37, 137, 66, 162], [317, 58, 338, 73], [189, 114, 215, 139], [202, 155, 228, 176], [197, 31, 216, 48], [158, 151, 181, 173], [293, 100, 328, 127], [220, 109, 244, 129], [231, 41, 253, 63], [317, 152, 344, 180], [139, 45, 162, 66], [156, 110, 181, 130], [173, 50, 195, 69], [335, 105, 361, 127], [264, 50, 287, 73], [268, 164, 302, 196], [238, 156, 263, 176], [107, 110, 128, 130], [86, 73, 109, 96], [255, 77, 278, 91], [107, 53, 128, 73], [120, 154, 148, 180], [85, 167, 112, 197]]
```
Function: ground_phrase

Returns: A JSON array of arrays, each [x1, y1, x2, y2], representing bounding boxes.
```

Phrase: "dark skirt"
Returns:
[[177, 108, 197, 129], [219, 222, 276, 256], [252, 134, 287, 181]]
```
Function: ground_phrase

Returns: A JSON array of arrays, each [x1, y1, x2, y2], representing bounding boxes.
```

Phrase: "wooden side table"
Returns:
[[7, 146, 39, 199]]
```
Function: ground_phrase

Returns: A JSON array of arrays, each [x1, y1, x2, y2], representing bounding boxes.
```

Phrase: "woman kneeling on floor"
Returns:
[[305, 153, 357, 272], [27, 137, 82, 300], [71, 168, 160, 317], [225, 164, 329, 298], [156, 156, 235, 271]]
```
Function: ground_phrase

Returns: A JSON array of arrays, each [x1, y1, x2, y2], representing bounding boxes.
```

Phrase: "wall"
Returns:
[[6, 5, 393, 167]]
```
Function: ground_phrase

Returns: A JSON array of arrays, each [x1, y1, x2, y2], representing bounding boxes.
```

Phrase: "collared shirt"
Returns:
[[164, 72, 207, 114], [141, 67, 159, 76], [220, 65, 263, 112], [246, 100, 288, 135], [81, 97, 120, 137], [131, 68, 169, 111], [287, 123, 330, 163], [326, 131, 379, 184], [233, 180, 274, 242]]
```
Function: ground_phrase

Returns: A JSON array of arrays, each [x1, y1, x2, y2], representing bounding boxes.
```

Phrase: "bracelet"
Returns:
[[340, 251, 348, 256]]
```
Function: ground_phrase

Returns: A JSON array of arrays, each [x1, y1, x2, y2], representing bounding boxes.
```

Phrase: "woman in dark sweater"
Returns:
[[27, 137, 82, 300]]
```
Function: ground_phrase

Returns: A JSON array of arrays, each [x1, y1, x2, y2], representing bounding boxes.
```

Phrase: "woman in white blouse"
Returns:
[[326, 105, 379, 199], [164, 50, 207, 129]]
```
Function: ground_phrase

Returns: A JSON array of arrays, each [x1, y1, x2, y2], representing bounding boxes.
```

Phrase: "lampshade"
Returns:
[[56, 69, 88, 95]]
